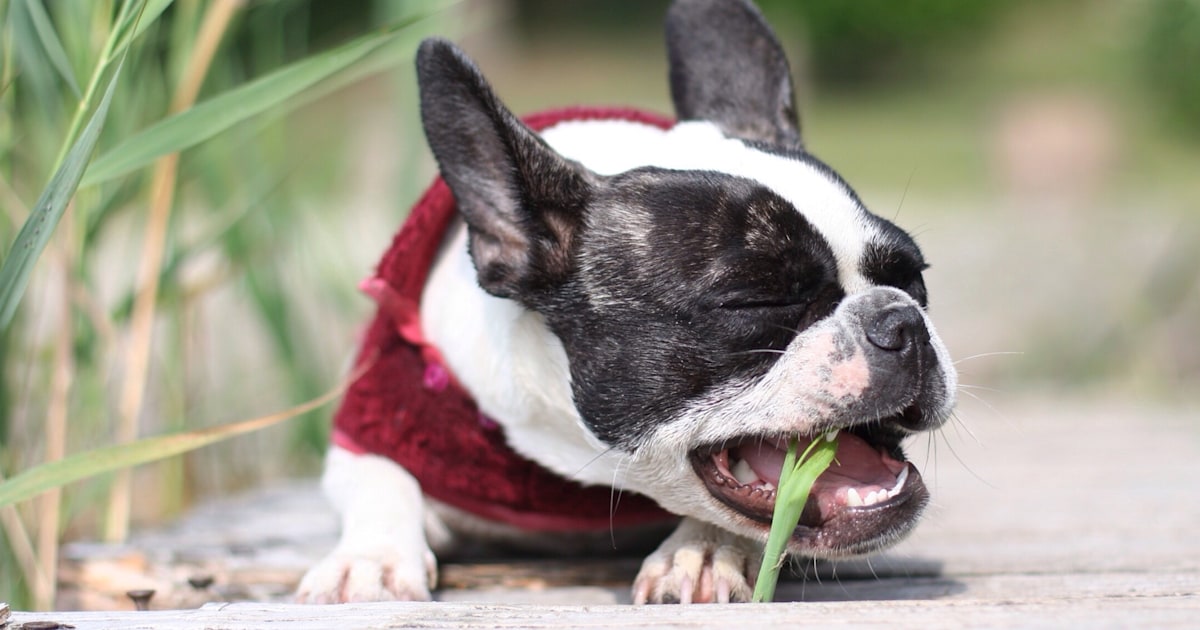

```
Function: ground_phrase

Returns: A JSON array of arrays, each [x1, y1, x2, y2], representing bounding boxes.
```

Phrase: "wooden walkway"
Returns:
[[8, 395, 1200, 628]]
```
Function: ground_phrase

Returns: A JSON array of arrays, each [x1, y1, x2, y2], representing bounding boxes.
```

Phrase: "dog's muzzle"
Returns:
[[688, 287, 955, 556]]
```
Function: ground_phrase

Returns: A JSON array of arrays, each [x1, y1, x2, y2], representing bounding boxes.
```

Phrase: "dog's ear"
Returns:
[[666, 0, 801, 147], [416, 39, 593, 300]]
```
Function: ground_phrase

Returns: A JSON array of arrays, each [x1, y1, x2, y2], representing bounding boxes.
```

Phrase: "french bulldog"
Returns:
[[297, 0, 956, 605]]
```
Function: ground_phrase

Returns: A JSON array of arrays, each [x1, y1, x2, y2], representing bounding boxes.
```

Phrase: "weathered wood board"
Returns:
[[7, 592, 1200, 630], [9, 395, 1200, 628]]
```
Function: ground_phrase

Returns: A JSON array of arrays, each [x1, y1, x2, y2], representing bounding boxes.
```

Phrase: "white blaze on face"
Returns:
[[542, 120, 880, 293]]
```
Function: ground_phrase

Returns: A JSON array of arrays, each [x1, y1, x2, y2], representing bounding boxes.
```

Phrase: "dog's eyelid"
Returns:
[[714, 293, 809, 311]]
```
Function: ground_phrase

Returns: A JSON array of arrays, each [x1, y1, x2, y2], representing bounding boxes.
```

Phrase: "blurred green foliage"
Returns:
[[765, 0, 1010, 85], [1141, 0, 1200, 136], [511, 0, 1011, 86], [0, 0, 452, 609], [511, 0, 668, 37]]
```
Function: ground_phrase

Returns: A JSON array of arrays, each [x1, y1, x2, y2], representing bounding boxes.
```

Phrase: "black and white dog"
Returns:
[[298, 0, 955, 605]]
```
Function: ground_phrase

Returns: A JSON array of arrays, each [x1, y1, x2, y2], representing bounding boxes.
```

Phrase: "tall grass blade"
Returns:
[[7, 0, 59, 105], [0, 361, 368, 509], [0, 58, 124, 329], [82, 13, 434, 187], [118, 0, 175, 56], [20, 0, 81, 98]]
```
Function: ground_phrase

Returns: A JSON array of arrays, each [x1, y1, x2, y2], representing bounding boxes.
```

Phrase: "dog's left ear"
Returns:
[[416, 38, 593, 301], [666, 0, 801, 147]]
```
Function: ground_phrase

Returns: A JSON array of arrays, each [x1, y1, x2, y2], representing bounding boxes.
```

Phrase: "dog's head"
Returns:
[[416, 0, 956, 558]]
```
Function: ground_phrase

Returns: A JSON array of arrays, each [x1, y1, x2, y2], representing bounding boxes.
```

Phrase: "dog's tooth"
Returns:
[[731, 459, 758, 485], [845, 488, 864, 507], [761, 480, 775, 491], [824, 429, 839, 442], [889, 466, 909, 496]]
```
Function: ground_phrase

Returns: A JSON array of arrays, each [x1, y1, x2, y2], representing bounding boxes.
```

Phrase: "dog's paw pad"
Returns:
[[296, 547, 436, 604], [632, 539, 756, 604]]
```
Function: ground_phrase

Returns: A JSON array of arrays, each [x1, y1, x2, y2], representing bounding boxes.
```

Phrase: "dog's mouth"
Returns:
[[689, 413, 929, 555]]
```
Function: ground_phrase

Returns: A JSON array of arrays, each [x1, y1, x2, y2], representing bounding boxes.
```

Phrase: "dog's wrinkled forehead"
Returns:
[[582, 168, 841, 314], [542, 120, 904, 296]]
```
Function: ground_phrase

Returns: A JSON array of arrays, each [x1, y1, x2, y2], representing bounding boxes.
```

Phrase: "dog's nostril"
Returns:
[[866, 306, 927, 352]]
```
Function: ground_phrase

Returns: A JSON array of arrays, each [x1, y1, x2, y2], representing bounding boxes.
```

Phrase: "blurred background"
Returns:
[[1, 0, 1198, 610]]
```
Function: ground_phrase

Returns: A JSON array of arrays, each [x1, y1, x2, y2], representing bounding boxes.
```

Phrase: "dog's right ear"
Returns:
[[416, 39, 593, 301]]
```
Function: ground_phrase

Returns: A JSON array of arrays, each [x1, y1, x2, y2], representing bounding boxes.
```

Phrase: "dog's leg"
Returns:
[[632, 517, 762, 604], [296, 446, 441, 603]]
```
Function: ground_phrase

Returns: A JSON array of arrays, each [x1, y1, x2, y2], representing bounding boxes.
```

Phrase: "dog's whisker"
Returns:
[[922, 431, 937, 490], [947, 409, 983, 446], [891, 167, 917, 222], [937, 427, 994, 488], [731, 348, 787, 356], [608, 454, 634, 548], [954, 388, 1019, 432], [864, 555, 880, 582], [953, 351, 1023, 365], [572, 445, 619, 480], [767, 322, 805, 337], [956, 383, 1005, 393]]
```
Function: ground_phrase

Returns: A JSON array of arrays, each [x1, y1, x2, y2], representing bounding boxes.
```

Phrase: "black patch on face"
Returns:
[[537, 169, 846, 450], [859, 224, 929, 308], [745, 139, 931, 308]]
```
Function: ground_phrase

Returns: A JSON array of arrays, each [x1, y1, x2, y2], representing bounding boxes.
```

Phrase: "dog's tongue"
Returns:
[[739, 433, 905, 507]]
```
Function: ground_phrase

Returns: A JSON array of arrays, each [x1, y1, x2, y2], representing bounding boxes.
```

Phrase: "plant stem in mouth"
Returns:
[[752, 431, 839, 603]]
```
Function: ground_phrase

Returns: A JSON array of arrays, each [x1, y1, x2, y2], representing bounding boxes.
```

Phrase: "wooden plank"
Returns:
[[19, 395, 1200, 627], [9, 589, 1200, 630], [890, 396, 1200, 576]]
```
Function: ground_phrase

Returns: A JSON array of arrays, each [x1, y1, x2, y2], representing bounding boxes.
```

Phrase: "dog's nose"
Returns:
[[866, 305, 929, 352]]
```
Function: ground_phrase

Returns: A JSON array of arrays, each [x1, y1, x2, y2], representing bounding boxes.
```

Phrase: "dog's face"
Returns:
[[417, 0, 956, 558]]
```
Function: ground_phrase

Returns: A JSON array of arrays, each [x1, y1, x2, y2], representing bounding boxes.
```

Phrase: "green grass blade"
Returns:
[[21, 0, 81, 97], [117, 0, 174, 56], [7, 0, 60, 103], [0, 367, 356, 509], [0, 57, 124, 329], [752, 435, 839, 603], [82, 13, 433, 187]]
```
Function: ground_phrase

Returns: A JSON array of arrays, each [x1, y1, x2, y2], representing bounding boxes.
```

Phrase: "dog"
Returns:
[[297, 0, 956, 605]]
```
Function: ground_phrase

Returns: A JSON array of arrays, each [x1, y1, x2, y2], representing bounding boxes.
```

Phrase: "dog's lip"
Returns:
[[689, 425, 929, 553]]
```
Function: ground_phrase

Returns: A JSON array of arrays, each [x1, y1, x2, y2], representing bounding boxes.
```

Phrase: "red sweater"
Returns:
[[333, 107, 678, 532]]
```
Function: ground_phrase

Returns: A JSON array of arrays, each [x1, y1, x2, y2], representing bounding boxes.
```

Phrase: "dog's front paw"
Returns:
[[296, 545, 437, 604], [632, 518, 761, 604]]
